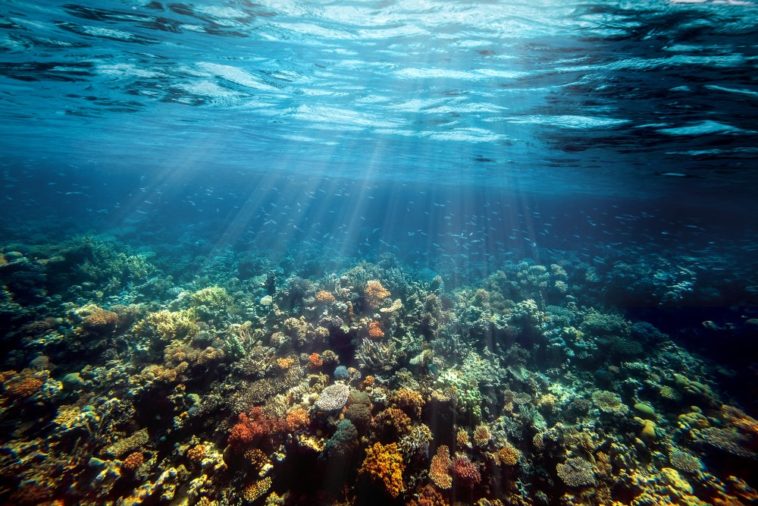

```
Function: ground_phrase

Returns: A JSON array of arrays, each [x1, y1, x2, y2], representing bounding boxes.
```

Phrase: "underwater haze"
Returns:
[[1, 1, 757, 505]]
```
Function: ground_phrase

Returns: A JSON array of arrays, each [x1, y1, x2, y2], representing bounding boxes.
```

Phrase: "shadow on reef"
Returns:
[[0, 237, 757, 505]]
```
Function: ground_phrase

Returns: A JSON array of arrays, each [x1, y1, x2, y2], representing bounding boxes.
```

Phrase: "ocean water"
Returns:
[[1, 1, 757, 504]]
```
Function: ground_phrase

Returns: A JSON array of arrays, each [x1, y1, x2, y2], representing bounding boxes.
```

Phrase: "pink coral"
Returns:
[[452, 454, 481, 487]]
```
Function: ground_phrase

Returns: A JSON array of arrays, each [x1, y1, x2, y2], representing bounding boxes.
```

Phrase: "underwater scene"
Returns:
[[1, 0, 758, 504]]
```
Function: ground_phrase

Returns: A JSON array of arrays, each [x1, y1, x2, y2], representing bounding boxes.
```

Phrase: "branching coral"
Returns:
[[358, 442, 405, 498], [133, 309, 198, 341]]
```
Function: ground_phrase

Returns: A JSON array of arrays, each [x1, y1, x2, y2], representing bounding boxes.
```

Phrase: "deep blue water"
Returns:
[[2, 0, 758, 266], [1, 1, 758, 505]]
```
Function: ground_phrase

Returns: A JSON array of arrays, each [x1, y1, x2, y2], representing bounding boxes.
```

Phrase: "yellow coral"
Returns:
[[495, 442, 520, 466], [358, 442, 405, 498], [243, 476, 272, 502], [133, 309, 198, 341]]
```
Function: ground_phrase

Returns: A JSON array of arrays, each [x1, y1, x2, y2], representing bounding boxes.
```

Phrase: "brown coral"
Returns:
[[358, 442, 405, 498], [80, 304, 119, 333], [373, 407, 412, 438]]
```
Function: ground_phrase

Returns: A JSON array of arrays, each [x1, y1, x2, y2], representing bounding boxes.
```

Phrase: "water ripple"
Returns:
[[0, 0, 756, 188]]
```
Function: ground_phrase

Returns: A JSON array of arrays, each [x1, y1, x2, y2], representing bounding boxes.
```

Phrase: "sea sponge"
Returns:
[[429, 445, 452, 490], [359, 442, 405, 498], [323, 419, 359, 460]]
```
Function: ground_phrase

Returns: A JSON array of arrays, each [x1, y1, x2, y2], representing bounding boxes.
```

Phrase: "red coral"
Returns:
[[452, 455, 481, 487]]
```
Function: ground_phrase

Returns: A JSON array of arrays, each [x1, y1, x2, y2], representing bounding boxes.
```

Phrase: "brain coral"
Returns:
[[556, 457, 596, 487], [315, 383, 350, 412]]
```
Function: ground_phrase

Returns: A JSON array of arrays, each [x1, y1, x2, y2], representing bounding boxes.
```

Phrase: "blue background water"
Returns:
[[1, 0, 757, 273]]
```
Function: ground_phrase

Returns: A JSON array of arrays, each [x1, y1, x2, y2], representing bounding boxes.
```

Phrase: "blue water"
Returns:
[[1, 1, 758, 504]]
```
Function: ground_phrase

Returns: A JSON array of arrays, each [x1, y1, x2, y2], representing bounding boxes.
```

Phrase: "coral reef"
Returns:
[[0, 236, 755, 505]]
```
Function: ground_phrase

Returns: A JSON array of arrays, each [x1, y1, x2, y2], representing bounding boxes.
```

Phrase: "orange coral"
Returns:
[[362, 375, 376, 388], [308, 352, 324, 368], [285, 407, 310, 432], [228, 407, 285, 447], [243, 477, 272, 502], [368, 321, 385, 339], [122, 451, 144, 471], [4, 373, 43, 398], [430, 445, 453, 490], [276, 357, 295, 370], [187, 444, 206, 462], [391, 388, 425, 418], [495, 443, 521, 466], [315, 290, 336, 303], [365, 280, 391, 309], [359, 442, 405, 498]]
